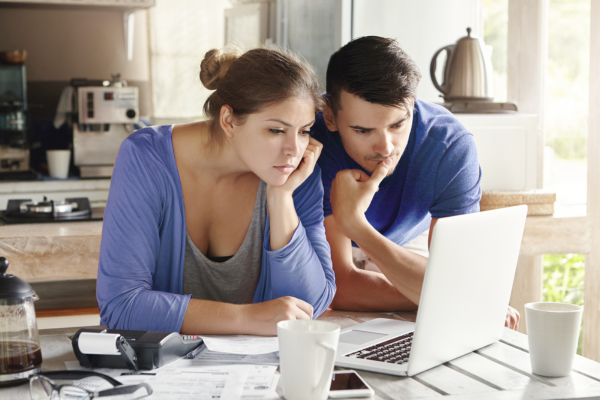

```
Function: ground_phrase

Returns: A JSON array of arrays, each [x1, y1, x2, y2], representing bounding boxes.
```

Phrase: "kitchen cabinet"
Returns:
[[454, 113, 540, 191]]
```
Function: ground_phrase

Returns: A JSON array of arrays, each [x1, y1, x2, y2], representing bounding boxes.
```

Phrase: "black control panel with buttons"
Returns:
[[87, 92, 94, 119]]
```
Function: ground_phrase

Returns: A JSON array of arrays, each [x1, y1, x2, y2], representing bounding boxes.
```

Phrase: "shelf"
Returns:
[[521, 214, 592, 256], [0, 0, 156, 61], [0, 0, 154, 11]]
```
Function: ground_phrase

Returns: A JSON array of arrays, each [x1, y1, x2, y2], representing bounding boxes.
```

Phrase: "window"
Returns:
[[544, 0, 590, 216], [147, 0, 233, 123], [483, 0, 508, 102]]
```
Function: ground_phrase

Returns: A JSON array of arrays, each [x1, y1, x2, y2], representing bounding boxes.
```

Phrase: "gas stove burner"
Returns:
[[2, 197, 93, 223], [19, 197, 78, 214]]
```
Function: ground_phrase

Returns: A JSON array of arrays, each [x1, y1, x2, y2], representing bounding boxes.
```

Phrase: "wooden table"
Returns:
[[3, 310, 600, 399]]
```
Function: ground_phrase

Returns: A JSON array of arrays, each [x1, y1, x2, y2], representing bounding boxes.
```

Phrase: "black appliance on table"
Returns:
[[72, 328, 204, 371]]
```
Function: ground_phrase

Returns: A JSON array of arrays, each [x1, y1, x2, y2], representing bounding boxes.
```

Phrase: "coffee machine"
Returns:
[[0, 65, 30, 174], [72, 80, 139, 177]]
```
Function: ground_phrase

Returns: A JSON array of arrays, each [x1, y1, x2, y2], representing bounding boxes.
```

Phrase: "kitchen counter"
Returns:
[[0, 178, 110, 193], [1, 212, 585, 283], [0, 220, 102, 282], [0, 208, 589, 320]]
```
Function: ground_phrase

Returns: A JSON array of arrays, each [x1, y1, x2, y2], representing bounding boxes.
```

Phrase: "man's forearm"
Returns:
[[350, 223, 428, 306], [331, 266, 417, 311]]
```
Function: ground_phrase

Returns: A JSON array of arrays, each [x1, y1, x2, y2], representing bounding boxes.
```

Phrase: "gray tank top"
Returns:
[[182, 180, 267, 304]]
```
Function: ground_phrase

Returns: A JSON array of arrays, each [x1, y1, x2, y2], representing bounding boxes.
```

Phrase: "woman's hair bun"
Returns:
[[199, 46, 243, 90]]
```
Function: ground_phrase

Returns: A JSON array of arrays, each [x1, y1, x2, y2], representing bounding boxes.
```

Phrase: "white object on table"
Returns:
[[278, 320, 340, 400], [525, 302, 583, 377], [199, 334, 279, 355]]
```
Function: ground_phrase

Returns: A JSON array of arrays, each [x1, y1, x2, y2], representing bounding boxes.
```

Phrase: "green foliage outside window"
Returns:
[[543, 254, 585, 354]]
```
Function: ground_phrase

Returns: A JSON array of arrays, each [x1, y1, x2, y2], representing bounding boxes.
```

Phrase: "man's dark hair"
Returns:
[[326, 36, 422, 114]]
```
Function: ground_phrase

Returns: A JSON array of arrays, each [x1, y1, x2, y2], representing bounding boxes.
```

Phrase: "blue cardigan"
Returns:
[[97, 125, 336, 332]]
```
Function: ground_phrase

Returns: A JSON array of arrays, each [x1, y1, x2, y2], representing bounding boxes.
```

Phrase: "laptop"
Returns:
[[335, 205, 528, 376]]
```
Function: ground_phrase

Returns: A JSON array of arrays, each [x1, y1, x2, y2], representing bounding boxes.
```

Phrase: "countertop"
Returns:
[[0, 178, 110, 194], [0, 220, 102, 239]]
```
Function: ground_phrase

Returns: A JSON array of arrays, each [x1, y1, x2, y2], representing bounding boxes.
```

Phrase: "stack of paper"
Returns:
[[66, 335, 282, 399], [191, 345, 279, 365], [192, 335, 279, 366]]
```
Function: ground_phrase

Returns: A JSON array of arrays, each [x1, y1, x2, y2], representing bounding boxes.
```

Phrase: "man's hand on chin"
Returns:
[[330, 158, 392, 239], [505, 305, 520, 330]]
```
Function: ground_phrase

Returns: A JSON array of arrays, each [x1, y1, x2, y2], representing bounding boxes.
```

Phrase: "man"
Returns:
[[310, 36, 520, 329]]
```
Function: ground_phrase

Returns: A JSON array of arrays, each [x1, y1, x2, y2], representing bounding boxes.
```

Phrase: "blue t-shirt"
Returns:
[[310, 99, 482, 247]]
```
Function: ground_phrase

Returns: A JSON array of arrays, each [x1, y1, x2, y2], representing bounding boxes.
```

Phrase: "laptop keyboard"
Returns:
[[343, 331, 414, 365]]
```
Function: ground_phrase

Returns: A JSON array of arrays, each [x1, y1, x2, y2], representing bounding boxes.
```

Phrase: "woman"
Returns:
[[97, 46, 336, 335]]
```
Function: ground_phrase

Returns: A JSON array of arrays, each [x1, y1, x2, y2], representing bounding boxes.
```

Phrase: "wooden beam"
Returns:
[[583, 0, 600, 362], [507, 0, 548, 189]]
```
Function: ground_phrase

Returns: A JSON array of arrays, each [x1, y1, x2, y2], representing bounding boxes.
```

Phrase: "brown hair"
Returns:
[[326, 36, 421, 114], [200, 45, 324, 145]]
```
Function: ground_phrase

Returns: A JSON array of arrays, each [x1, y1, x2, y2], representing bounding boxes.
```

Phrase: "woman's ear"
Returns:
[[323, 106, 338, 132], [219, 105, 236, 138]]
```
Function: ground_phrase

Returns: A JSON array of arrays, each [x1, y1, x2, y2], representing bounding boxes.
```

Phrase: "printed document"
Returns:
[[72, 364, 280, 400]]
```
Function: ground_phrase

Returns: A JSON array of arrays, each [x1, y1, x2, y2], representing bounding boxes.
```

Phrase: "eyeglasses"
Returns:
[[29, 370, 152, 400]]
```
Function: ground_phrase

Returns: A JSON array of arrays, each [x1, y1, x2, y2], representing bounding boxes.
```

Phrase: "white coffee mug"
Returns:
[[47, 150, 71, 179], [525, 302, 583, 377], [277, 320, 340, 400]]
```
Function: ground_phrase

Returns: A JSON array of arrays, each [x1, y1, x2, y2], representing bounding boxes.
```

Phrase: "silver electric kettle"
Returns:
[[430, 27, 495, 102]]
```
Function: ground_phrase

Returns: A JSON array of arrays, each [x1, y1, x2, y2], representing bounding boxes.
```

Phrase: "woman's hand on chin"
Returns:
[[266, 137, 322, 250], [241, 296, 313, 336], [269, 136, 323, 196]]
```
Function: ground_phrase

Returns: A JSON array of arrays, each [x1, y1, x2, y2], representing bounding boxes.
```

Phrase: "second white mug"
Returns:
[[277, 319, 340, 400], [525, 302, 583, 377]]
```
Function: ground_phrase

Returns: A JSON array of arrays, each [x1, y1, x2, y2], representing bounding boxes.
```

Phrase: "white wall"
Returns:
[[352, 0, 482, 103]]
